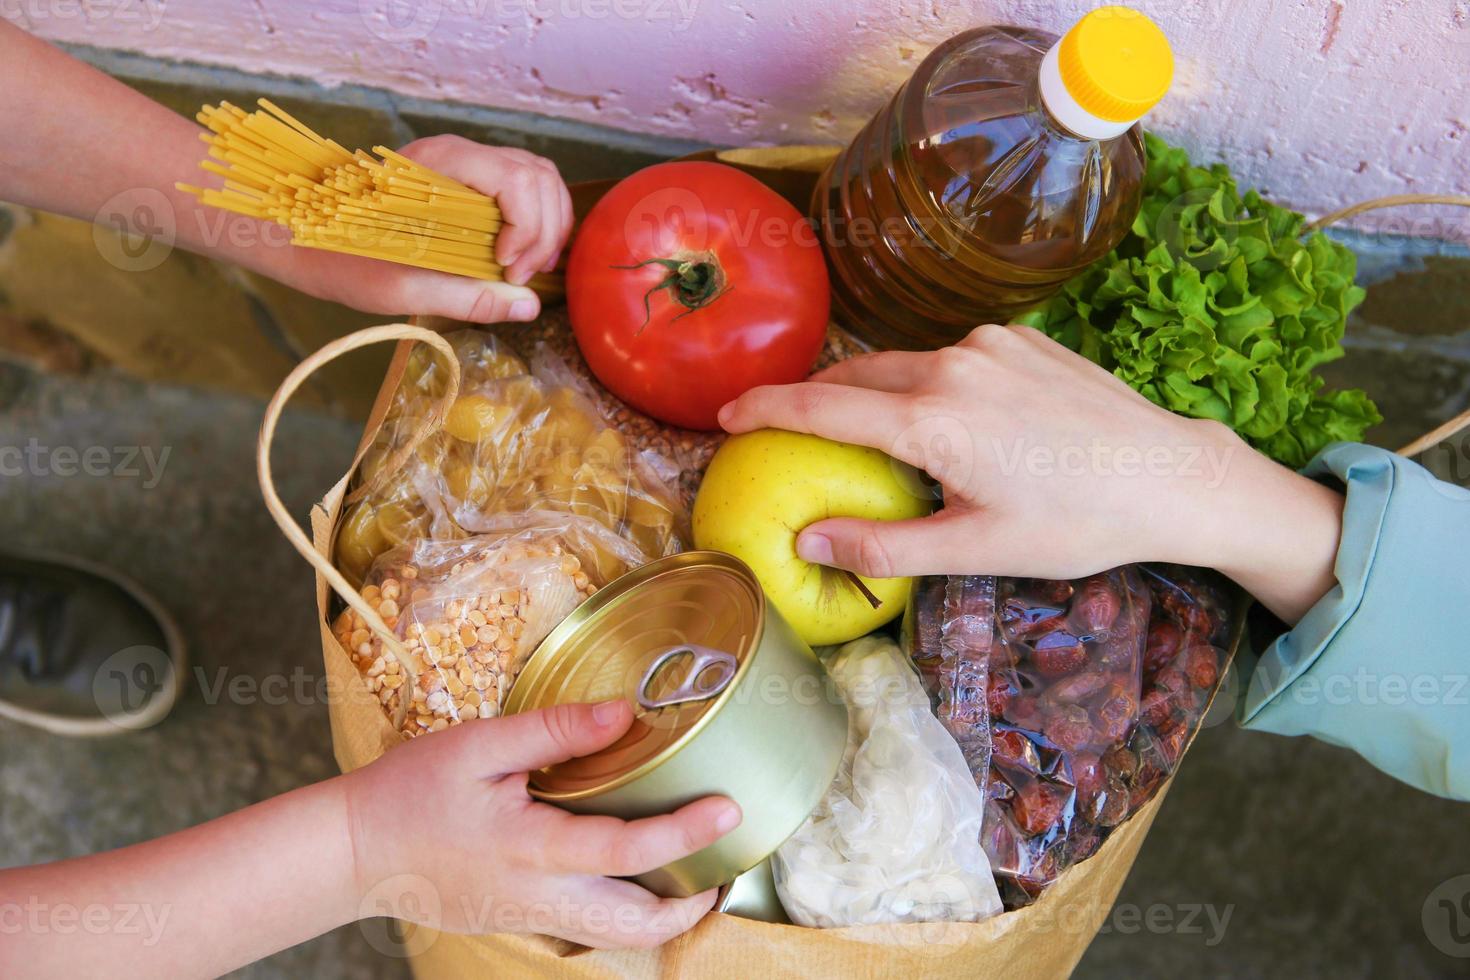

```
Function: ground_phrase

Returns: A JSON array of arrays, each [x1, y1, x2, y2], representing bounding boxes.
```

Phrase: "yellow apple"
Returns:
[[692, 429, 932, 646]]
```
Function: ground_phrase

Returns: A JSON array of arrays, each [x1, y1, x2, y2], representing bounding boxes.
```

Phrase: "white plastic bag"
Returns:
[[772, 635, 1004, 927]]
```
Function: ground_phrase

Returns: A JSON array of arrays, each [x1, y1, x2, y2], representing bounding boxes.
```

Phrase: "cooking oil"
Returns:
[[813, 6, 1173, 350]]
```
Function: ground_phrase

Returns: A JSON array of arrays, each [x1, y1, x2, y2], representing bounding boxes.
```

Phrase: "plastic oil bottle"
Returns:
[[813, 6, 1173, 350]]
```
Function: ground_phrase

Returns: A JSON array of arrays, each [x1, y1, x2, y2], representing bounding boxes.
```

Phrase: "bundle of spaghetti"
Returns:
[[177, 98, 562, 293]]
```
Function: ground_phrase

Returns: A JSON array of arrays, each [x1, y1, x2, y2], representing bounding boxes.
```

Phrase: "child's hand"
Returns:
[[288, 136, 574, 324], [341, 699, 741, 949], [719, 324, 1343, 622], [397, 135, 574, 286]]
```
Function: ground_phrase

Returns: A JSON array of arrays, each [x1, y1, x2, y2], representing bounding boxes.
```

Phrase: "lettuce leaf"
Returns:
[[1016, 133, 1380, 468]]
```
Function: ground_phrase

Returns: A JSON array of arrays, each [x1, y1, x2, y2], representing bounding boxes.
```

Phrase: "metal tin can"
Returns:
[[716, 858, 790, 923], [503, 550, 848, 898]]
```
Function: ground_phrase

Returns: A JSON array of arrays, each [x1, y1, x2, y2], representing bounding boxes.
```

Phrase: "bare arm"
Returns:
[[0, 702, 738, 977], [0, 20, 573, 322], [0, 778, 359, 977]]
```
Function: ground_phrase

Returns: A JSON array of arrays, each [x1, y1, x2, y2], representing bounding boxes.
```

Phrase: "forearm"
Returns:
[[1178, 423, 1344, 625], [0, 21, 300, 286], [0, 776, 358, 978]]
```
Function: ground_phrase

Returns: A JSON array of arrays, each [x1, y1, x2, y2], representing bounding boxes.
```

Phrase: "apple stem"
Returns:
[[843, 570, 883, 610]]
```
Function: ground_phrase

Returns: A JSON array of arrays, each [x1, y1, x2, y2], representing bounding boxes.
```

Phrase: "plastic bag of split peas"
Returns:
[[333, 522, 610, 738], [332, 329, 686, 737], [908, 564, 1232, 908]]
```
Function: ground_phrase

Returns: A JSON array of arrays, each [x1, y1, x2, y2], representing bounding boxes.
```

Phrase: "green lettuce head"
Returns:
[[1017, 132, 1381, 468]]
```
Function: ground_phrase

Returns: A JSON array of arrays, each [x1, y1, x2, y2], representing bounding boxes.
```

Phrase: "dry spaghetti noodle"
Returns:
[[178, 98, 562, 295]]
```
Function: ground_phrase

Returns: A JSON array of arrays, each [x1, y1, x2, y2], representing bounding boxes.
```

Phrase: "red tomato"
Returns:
[[567, 161, 830, 431]]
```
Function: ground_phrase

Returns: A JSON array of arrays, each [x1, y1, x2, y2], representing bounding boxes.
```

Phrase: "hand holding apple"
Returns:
[[716, 325, 1346, 626], [692, 430, 933, 646]]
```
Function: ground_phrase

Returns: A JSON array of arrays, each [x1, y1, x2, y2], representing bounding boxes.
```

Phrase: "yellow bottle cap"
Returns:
[[1058, 6, 1174, 123]]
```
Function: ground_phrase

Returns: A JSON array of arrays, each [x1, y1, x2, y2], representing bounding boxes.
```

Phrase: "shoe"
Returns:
[[0, 551, 186, 737]]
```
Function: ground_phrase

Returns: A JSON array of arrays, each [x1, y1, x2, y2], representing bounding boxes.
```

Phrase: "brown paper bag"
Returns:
[[251, 141, 1470, 979], [255, 320, 1188, 980]]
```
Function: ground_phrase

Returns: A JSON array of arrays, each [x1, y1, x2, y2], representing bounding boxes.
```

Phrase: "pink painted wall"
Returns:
[[8, 0, 1468, 238]]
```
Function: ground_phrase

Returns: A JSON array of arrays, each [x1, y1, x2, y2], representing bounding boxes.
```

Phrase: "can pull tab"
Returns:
[[636, 645, 739, 710]]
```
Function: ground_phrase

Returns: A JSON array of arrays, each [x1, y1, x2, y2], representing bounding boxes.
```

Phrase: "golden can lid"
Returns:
[[504, 551, 764, 801]]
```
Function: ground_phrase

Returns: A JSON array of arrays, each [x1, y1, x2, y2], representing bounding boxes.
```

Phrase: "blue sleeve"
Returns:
[[1239, 442, 1470, 801]]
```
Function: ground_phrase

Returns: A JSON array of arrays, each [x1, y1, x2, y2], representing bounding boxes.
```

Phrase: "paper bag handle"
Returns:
[[1398, 407, 1470, 459], [256, 323, 462, 714], [1300, 193, 1470, 460]]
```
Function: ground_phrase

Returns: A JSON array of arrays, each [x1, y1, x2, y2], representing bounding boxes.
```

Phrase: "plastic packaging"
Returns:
[[772, 635, 1004, 928], [812, 9, 1171, 350], [1133, 564, 1232, 777], [335, 329, 686, 589], [910, 575, 998, 782], [332, 328, 691, 737], [506, 312, 729, 512], [331, 523, 603, 737], [909, 564, 1230, 908]]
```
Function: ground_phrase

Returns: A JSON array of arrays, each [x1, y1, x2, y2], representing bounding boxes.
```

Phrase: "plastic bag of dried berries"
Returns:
[[1131, 564, 1233, 795], [908, 575, 998, 783], [907, 564, 1233, 909], [984, 569, 1151, 905]]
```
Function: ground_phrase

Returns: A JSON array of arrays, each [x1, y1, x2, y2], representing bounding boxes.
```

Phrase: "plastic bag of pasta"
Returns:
[[334, 329, 685, 588], [772, 635, 1003, 927]]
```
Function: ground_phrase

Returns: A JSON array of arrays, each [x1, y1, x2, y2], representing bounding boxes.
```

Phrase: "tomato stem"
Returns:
[[613, 251, 728, 333]]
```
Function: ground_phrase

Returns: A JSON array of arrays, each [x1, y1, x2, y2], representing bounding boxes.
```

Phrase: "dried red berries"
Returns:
[[1033, 631, 1089, 677], [1069, 574, 1121, 634], [992, 728, 1036, 771], [1031, 578, 1075, 604], [1012, 780, 1067, 835], [1185, 645, 1220, 690], [1070, 751, 1105, 803], [1044, 671, 1109, 705], [1103, 743, 1139, 781], [1096, 774, 1131, 826], [1143, 620, 1182, 675], [1094, 684, 1138, 742], [1140, 688, 1174, 730], [1043, 704, 1096, 753]]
